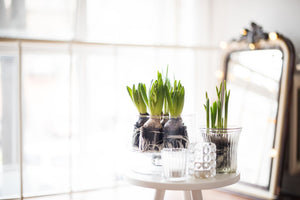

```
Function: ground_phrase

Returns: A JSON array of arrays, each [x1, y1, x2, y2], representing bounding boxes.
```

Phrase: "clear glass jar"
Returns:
[[200, 127, 242, 174]]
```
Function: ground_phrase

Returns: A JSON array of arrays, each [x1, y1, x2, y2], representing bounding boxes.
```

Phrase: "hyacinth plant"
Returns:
[[163, 80, 189, 148], [139, 71, 165, 152], [204, 80, 230, 129], [203, 80, 241, 174], [127, 83, 149, 149]]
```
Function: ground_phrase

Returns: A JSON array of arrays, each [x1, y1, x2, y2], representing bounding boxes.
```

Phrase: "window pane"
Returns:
[[84, 0, 209, 45], [85, 0, 176, 45], [0, 42, 20, 199], [22, 43, 70, 196], [0, 0, 76, 39], [0, 0, 210, 46], [71, 45, 117, 191]]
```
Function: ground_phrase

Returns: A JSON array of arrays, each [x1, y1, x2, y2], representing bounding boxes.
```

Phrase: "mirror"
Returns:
[[222, 22, 295, 198], [228, 49, 282, 188]]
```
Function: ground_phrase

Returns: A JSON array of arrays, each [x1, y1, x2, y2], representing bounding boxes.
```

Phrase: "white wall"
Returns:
[[210, 0, 300, 62]]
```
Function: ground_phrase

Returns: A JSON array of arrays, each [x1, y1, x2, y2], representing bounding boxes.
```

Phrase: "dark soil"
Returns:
[[208, 135, 232, 172], [132, 114, 149, 148]]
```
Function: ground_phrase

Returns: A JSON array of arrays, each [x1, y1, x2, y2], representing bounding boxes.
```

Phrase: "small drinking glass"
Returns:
[[161, 148, 187, 181]]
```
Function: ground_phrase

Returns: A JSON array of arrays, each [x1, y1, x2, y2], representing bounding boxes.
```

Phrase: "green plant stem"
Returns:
[[225, 89, 230, 128], [210, 101, 217, 128], [217, 100, 222, 128], [205, 80, 230, 129], [163, 68, 171, 115]]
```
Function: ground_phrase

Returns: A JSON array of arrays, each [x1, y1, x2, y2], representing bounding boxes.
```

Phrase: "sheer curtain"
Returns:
[[0, 0, 219, 199]]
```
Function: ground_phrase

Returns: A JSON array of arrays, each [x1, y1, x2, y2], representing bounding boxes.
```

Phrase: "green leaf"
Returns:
[[216, 86, 219, 99], [137, 84, 147, 114], [224, 89, 230, 128], [126, 83, 148, 114], [165, 83, 173, 113], [166, 96, 172, 114], [139, 83, 148, 107], [165, 79, 185, 117], [148, 71, 165, 116], [163, 67, 171, 114], [127, 86, 133, 101], [205, 81, 232, 129], [168, 80, 185, 117], [210, 101, 217, 128], [217, 100, 222, 128]]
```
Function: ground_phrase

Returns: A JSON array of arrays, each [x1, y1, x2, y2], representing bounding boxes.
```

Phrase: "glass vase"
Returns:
[[200, 127, 241, 174]]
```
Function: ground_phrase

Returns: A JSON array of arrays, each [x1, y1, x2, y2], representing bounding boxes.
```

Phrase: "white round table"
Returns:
[[125, 171, 240, 200]]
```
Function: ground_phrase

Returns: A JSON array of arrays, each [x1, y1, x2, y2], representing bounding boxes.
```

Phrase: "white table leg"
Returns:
[[191, 190, 203, 200], [154, 189, 165, 200], [184, 190, 192, 200]]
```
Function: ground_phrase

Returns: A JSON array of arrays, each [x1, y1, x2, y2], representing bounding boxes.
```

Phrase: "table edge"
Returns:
[[125, 171, 240, 191]]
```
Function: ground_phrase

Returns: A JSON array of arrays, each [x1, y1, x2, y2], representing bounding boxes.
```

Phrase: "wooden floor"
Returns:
[[28, 185, 300, 200], [67, 186, 256, 200], [28, 185, 257, 200], [203, 190, 253, 200], [165, 189, 254, 200]]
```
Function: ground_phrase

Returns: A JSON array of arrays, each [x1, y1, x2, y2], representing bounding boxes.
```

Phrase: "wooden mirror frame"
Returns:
[[220, 22, 295, 199], [290, 71, 300, 175]]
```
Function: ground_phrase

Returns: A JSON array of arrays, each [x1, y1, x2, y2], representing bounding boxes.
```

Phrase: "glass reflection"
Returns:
[[226, 49, 283, 188]]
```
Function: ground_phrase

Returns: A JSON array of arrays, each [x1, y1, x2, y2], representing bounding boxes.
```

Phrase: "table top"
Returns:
[[125, 170, 240, 191]]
